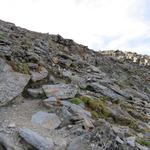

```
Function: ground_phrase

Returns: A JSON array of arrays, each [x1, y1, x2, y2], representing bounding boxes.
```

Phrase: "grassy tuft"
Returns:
[[71, 98, 83, 105], [137, 139, 150, 147]]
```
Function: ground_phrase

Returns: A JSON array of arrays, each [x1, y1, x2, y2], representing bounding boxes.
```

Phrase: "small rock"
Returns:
[[43, 97, 58, 107], [68, 125, 73, 128], [27, 63, 38, 69], [27, 88, 44, 98], [126, 136, 136, 147], [8, 123, 16, 128], [31, 111, 61, 129], [30, 67, 48, 82], [115, 136, 124, 144]]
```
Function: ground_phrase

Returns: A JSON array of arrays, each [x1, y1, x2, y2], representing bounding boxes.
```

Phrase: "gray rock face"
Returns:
[[19, 128, 54, 150], [0, 59, 30, 106], [42, 84, 78, 99], [31, 111, 61, 129]]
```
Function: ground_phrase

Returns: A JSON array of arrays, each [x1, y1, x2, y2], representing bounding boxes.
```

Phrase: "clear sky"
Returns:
[[0, 0, 150, 55]]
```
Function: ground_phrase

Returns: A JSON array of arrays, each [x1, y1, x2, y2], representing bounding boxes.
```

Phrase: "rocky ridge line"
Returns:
[[100, 50, 150, 66]]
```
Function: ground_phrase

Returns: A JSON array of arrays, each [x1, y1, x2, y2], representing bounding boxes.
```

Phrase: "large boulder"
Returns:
[[0, 58, 30, 106], [42, 84, 78, 99], [19, 128, 54, 150]]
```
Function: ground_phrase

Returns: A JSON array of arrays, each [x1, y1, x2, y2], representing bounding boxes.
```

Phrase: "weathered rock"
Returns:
[[136, 143, 149, 150], [87, 65, 100, 73], [19, 128, 54, 150], [43, 97, 58, 107], [0, 57, 12, 72], [31, 111, 61, 129], [62, 101, 91, 118], [116, 136, 124, 144], [42, 84, 78, 99], [108, 106, 134, 125], [0, 71, 30, 107], [86, 83, 125, 100], [27, 88, 44, 98], [70, 75, 86, 89], [112, 125, 130, 136], [27, 63, 39, 69], [60, 106, 73, 124], [61, 101, 94, 129], [0, 132, 23, 150], [126, 136, 136, 147], [30, 67, 48, 82]]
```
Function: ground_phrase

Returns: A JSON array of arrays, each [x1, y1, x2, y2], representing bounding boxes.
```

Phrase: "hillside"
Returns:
[[0, 19, 150, 150]]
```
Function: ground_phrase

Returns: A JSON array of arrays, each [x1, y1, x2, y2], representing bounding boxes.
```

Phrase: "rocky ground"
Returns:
[[0, 19, 150, 150]]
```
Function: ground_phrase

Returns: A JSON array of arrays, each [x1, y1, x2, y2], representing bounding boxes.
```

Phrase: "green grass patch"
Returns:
[[75, 96, 111, 119], [0, 31, 6, 39], [71, 98, 83, 105], [137, 139, 150, 147]]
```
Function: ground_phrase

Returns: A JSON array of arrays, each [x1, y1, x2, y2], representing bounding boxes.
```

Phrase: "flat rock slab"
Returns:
[[42, 84, 77, 99], [19, 128, 54, 150], [31, 111, 61, 129], [0, 72, 30, 107], [87, 83, 124, 100]]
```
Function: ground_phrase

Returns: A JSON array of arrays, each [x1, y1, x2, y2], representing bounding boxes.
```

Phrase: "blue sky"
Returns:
[[0, 0, 150, 55]]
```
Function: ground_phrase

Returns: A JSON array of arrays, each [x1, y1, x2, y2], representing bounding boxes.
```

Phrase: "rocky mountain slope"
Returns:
[[0, 19, 150, 150]]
